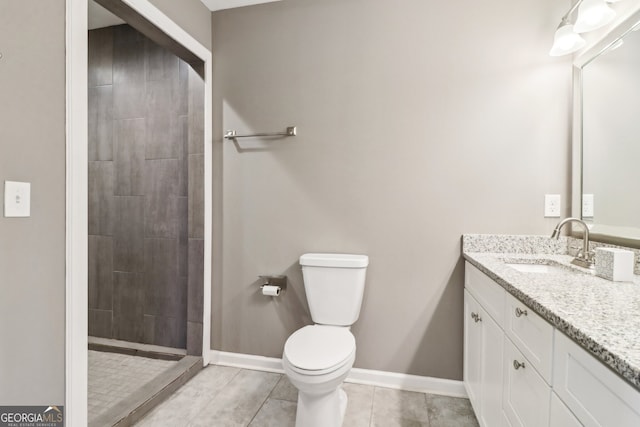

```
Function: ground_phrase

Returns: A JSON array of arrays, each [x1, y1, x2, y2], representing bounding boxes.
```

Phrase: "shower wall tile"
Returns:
[[178, 197, 188, 277], [144, 238, 180, 317], [178, 115, 189, 197], [113, 39, 145, 84], [114, 118, 145, 196], [145, 80, 181, 159], [113, 83, 146, 119], [147, 315, 185, 348], [89, 309, 112, 338], [145, 38, 180, 82], [144, 159, 179, 238], [89, 235, 113, 311], [188, 154, 204, 239], [188, 239, 204, 323], [88, 161, 115, 236], [113, 24, 144, 45], [177, 61, 189, 117], [88, 27, 113, 87], [187, 67, 205, 155], [88, 85, 113, 161], [187, 321, 203, 356], [113, 272, 145, 342], [114, 196, 145, 272]]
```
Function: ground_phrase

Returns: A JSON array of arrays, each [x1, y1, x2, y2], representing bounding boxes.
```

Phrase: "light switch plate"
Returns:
[[4, 181, 31, 217], [582, 194, 594, 218], [544, 194, 561, 217]]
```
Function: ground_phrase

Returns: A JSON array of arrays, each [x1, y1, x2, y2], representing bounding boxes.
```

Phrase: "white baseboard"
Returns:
[[208, 350, 467, 398]]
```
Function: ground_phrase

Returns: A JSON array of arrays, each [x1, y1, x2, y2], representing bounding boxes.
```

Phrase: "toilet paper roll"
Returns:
[[262, 285, 281, 297]]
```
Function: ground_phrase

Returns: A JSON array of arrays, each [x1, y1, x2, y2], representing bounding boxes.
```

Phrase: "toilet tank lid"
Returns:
[[300, 253, 369, 268]]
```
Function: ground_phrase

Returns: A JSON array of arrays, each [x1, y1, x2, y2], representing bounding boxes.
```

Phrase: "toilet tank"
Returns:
[[299, 253, 369, 326]]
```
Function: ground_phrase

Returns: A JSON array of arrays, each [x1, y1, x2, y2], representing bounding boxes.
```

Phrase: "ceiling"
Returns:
[[88, 0, 125, 30], [200, 0, 283, 12], [88, 0, 284, 31]]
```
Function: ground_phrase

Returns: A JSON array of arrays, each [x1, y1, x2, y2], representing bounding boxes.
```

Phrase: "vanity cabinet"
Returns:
[[464, 261, 640, 427]]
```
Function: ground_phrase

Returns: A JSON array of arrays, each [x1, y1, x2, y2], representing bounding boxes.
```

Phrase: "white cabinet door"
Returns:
[[479, 306, 504, 427], [550, 392, 582, 427], [503, 337, 551, 427], [464, 290, 483, 415]]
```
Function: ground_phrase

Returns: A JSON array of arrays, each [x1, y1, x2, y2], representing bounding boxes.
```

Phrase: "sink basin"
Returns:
[[506, 263, 565, 274]]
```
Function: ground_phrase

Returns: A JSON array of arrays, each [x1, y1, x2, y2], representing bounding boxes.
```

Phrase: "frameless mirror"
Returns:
[[574, 7, 640, 248]]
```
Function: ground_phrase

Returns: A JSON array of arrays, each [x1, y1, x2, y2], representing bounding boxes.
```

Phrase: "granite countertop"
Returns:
[[462, 235, 640, 391]]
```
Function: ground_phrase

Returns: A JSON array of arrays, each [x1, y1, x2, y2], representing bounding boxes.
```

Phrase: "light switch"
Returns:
[[4, 181, 31, 217]]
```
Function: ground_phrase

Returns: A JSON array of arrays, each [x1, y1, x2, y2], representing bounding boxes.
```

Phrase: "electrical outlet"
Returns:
[[582, 194, 594, 218], [544, 194, 561, 217]]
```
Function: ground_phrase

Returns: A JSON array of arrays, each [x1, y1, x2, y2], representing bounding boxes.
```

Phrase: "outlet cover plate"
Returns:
[[582, 194, 594, 218], [544, 194, 561, 218], [4, 181, 31, 217]]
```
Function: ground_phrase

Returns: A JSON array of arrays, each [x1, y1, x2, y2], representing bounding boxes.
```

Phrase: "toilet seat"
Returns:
[[284, 325, 355, 376]]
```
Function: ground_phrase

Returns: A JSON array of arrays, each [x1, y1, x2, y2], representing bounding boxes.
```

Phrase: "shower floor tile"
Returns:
[[88, 350, 178, 424], [133, 366, 479, 427]]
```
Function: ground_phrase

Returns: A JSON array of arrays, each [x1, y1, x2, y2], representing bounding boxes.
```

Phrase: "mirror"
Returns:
[[574, 6, 640, 248]]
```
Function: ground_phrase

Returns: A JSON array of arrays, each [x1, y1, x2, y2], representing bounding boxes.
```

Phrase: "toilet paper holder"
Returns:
[[259, 275, 287, 292]]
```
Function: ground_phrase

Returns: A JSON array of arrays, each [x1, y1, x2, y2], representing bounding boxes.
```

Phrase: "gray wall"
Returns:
[[149, 0, 212, 51], [212, 0, 572, 380], [0, 1, 65, 404], [88, 25, 206, 352]]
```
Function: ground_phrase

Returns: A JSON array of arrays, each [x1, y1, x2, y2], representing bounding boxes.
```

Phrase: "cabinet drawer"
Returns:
[[550, 392, 582, 427], [503, 337, 551, 427], [504, 292, 554, 383], [465, 262, 505, 327], [553, 331, 640, 427]]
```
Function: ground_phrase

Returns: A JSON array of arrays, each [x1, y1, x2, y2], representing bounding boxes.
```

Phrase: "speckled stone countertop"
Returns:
[[462, 234, 640, 391]]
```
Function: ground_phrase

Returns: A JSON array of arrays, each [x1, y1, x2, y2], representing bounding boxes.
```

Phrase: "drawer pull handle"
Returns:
[[515, 307, 528, 317], [513, 360, 526, 370], [471, 312, 482, 323]]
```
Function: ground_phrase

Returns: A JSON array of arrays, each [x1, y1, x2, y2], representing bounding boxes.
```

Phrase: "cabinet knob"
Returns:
[[515, 307, 528, 317], [513, 360, 526, 370], [471, 312, 482, 323]]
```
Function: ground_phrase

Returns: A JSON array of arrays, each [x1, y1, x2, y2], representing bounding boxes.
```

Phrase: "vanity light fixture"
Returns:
[[550, 0, 625, 56], [574, 0, 616, 33]]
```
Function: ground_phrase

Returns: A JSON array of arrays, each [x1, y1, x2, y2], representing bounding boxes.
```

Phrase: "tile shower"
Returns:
[[87, 23, 205, 424], [88, 24, 204, 353]]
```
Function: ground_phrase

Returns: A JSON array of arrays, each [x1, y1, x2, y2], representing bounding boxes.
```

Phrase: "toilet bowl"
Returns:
[[283, 325, 356, 427], [283, 253, 368, 427]]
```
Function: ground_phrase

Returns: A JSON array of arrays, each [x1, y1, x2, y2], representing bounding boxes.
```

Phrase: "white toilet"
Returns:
[[283, 253, 369, 427]]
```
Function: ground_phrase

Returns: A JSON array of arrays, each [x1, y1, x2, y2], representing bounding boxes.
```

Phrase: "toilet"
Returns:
[[283, 253, 369, 427]]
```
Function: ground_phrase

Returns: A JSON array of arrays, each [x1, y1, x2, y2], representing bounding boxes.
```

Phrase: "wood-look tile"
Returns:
[[187, 68, 204, 155], [144, 159, 179, 238], [145, 80, 182, 159], [178, 197, 188, 277], [113, 272, 145, 342], [186, 321, 202, 356], [89, 309, 113, 339], [187, 370, 280, 427], [144, 238, 184, 319], [145, 38, 180, 82], [89, 85, 114, 161], [114, 118, 145, 196], [177, 60, 189, 117], [113, 24, 144, 45], [88, 161, 115, 236], [113, 38, 145, 84], [426, 394, 479, 427], [113, 82, 146, 120], [113, 196, 145, 272], [88, 27, 113, 87], [188, 154, 204, 239], [153, 315, 185, 349], [187, 239, 204, 323], [89, 235, 113, 311]]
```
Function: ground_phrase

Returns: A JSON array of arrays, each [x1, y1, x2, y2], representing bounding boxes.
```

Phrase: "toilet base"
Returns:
[[295, 386, 348, 427]]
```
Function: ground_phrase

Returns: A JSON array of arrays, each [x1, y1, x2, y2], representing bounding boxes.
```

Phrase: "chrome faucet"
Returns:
[[551, 217, 594, 268]]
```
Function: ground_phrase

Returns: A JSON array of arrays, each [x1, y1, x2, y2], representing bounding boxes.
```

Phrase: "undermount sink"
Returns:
[[505, 263, 565, 274]]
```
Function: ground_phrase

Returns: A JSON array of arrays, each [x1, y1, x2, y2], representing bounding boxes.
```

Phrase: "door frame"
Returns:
[[65, 1, 213, 425]]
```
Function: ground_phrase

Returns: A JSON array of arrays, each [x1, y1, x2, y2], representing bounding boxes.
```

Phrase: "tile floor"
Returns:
[[88, 350, 178, 424], [134, 365, 479, 427]]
